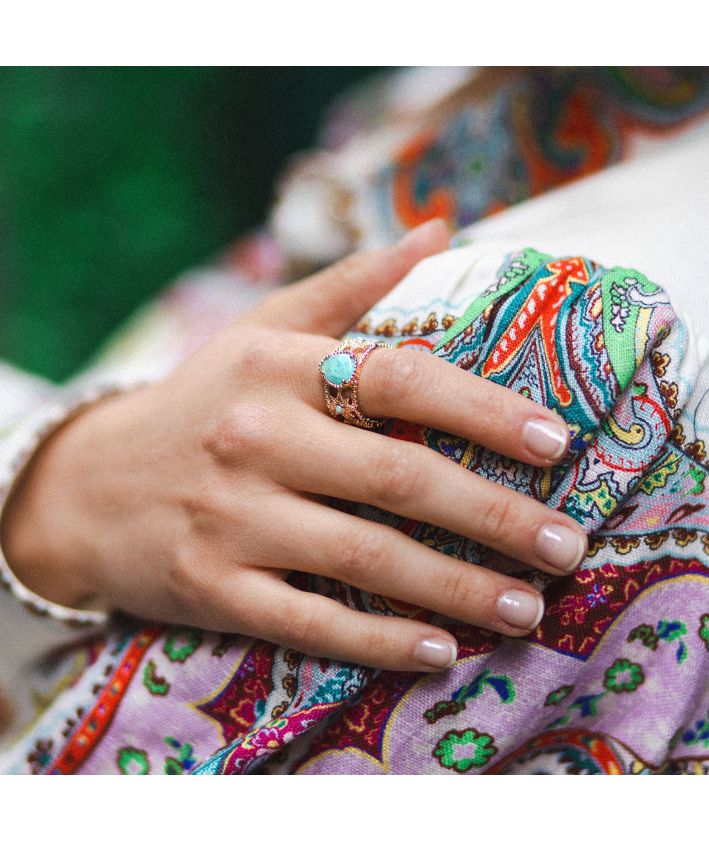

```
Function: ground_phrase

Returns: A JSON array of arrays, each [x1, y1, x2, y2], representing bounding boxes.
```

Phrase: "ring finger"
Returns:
[[299, 339, 572, 467]]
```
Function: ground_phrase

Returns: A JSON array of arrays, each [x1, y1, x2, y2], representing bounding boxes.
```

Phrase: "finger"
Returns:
[[220, 570, 460, 673], [358, 347, 570, 466], [267, 412, 586, 577], [249, 495, 546, 638], [282, 336, 569, 468], [242, 219, 450, 337]]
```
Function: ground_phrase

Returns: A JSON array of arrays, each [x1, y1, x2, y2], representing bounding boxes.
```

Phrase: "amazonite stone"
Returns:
[[320, 352, 356, 386]]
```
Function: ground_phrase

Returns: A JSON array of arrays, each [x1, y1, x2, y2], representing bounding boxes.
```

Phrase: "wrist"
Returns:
[[0, 397, 119, 611]]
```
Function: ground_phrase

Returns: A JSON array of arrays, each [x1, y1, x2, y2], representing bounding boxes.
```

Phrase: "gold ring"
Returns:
[[319, 340, 391, 429]]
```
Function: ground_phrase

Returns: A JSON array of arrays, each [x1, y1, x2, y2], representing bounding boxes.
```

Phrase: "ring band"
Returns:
[[319, 340, 392, 428]]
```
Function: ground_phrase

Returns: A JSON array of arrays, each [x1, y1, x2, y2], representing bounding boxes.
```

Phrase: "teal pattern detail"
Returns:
[[433, 248, 551, 351]]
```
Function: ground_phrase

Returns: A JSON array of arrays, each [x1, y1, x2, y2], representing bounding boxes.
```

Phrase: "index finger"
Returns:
[[358, 347, 570, 467], [242, 220, 450, 338]]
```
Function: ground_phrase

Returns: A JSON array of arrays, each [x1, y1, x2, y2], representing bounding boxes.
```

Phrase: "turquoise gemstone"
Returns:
[[320, 352, 356, 386]]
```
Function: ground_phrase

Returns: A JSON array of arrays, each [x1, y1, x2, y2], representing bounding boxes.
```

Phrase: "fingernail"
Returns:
[[414, 638, 458, 669], [537, 524, 586, 572], [522, 418, 568, 461], [398, 219, 447, 248], [497, 590, 544, 630]]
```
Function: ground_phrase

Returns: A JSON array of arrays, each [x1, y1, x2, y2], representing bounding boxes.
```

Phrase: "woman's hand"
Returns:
[[0, 220, 587, 672]]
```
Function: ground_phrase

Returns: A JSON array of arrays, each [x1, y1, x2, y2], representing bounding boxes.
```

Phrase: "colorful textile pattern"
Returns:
[[377, 68, 709, 238], [3, 247, 709, 774]]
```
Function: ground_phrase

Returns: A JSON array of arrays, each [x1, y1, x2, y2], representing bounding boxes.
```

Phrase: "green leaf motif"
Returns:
[[687, 464, 706, 496], [698, 614, 709, 652], [627, 624, 659, 650], [544, 685, 574, 706], [163, 736, 197, 774], [452, 672, 486, 704], [163, 628, 203, 663], [142, 659, 170, 696], [117, 747, 150, 775], [423, 699, 466, 724], [601, 268, 659, 393]]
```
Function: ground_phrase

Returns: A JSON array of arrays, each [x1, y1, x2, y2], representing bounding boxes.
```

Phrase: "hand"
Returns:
[[1, 220, 587, 672]]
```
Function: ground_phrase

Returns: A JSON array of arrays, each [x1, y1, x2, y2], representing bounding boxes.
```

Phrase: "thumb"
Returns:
[[245, 219, 450, 337]]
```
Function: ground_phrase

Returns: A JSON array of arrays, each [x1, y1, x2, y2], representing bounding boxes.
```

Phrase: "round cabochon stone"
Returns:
[[320, 352, 356, 386]]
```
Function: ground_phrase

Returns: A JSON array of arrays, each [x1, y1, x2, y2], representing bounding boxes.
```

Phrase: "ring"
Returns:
[[319, 340, 392, 428]]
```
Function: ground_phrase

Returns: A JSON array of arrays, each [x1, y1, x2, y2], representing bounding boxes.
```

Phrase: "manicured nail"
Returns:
[[537, 524, 586, 572], [522, 418, 568, 461], [497, 590, 544, 630], [414, 638, 458, 669], [398, 219, 447, 248]]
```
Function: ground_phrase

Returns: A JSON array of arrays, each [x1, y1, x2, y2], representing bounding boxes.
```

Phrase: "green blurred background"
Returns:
[[0, 67, 379, 382]]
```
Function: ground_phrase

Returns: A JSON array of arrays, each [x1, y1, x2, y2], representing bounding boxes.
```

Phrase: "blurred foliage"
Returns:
[[0, 67, 379, 381]]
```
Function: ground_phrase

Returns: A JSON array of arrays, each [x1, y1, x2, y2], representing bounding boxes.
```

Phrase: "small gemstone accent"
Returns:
[[335, 405, 343, 414], [320, 353, 356, 386]]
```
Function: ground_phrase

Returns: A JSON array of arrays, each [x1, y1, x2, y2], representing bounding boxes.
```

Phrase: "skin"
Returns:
[[0, 220, 587, 672]]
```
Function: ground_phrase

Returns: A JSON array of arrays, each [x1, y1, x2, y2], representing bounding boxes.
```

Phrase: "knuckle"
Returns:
[[333, 253, 363, 287], [202, 402, 274, 462], [167, 544, 210, 614], [373, 350, 419, 405], [440, 564, 477, 617], [234, 333, 285, 384], [279, 599, 322, 652], [338, 527, 388, 582], [480, 489, 516, 545], [369, 446, 423, 507]]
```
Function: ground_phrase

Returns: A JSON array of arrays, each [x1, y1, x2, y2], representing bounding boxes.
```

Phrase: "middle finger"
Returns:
[[272, 410, 587, 576]]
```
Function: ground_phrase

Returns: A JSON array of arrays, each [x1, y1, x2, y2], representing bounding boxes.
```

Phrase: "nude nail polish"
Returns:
[[497, 590, 544, 630], [414, 639, 458, 669], [522, 418, 569, 461], [537, 524, 586, 572]]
